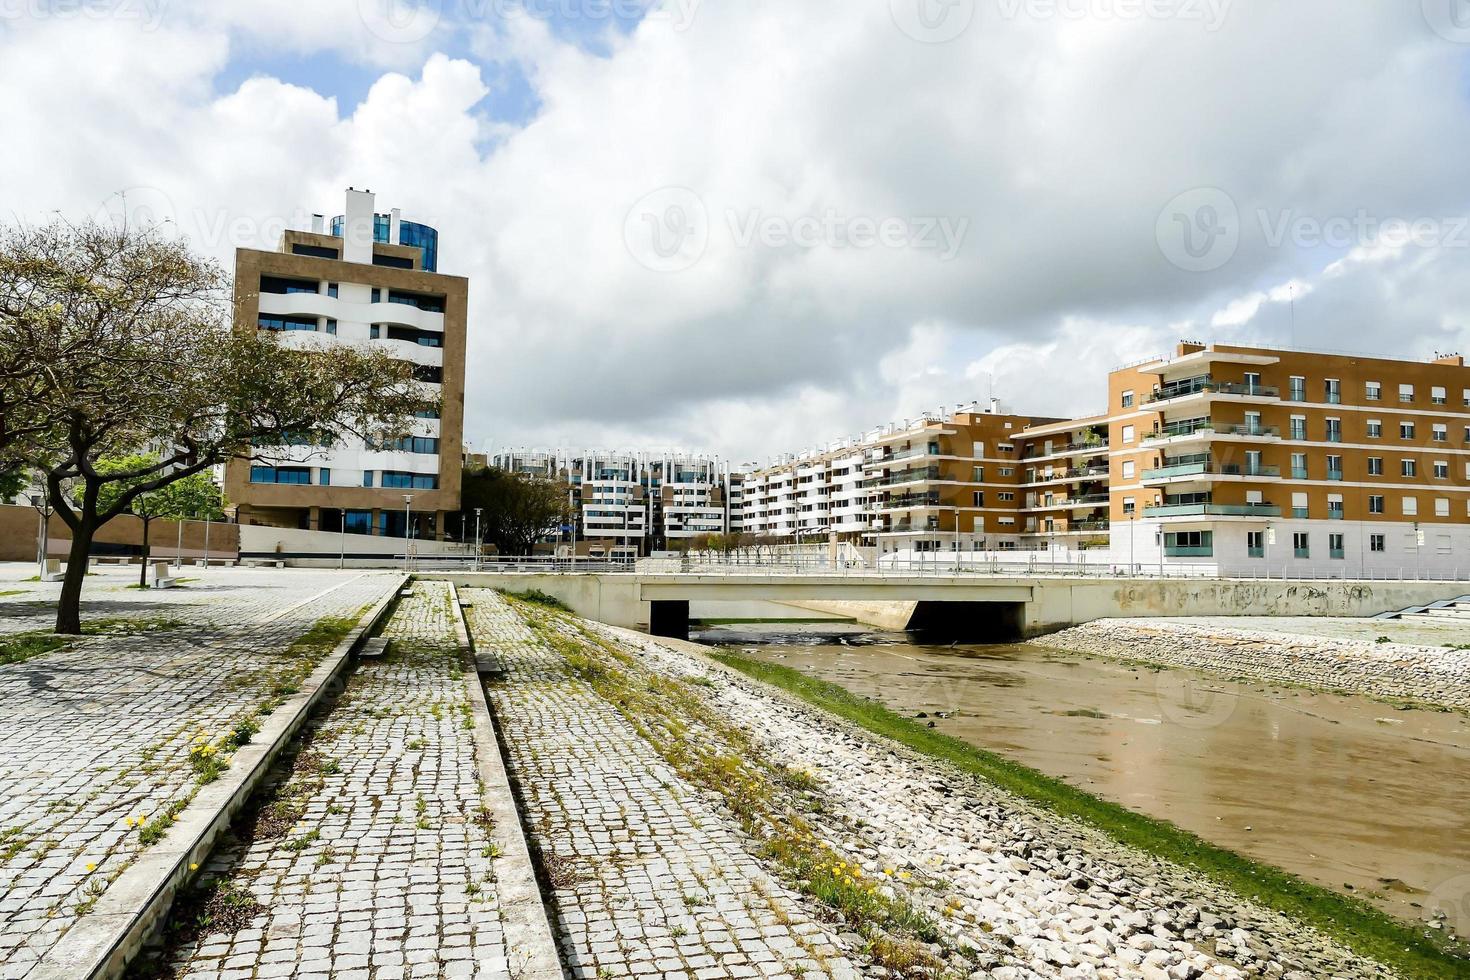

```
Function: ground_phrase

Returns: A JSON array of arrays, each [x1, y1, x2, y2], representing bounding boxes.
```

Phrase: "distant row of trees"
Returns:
[[1, 219, 433, 633]]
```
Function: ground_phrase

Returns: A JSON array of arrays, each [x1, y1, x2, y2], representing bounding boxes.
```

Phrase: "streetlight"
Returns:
[[339, 507, 347, 571], [402, 494, 414, 572], [30, 490, 49, 579], [474, 507, 483, 572]]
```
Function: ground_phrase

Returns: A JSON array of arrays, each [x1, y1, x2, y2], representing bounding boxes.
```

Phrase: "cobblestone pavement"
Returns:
[[146, 581, 516, 980], [466, 590, 861, 980], [0, 569, 400, 979]]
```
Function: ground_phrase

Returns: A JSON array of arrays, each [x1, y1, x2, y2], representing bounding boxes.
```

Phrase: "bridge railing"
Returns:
[[403, 553, 1467, 582]]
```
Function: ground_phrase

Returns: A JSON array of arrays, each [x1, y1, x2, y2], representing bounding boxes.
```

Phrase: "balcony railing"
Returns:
[[862, 466, 942, 489], [1146, 379, 1279, 404], [875, 492, 942, 511], [1143, 461, 1282, 480], [1144, 503, 1282, 518], [1021, 439, 1108, 460]]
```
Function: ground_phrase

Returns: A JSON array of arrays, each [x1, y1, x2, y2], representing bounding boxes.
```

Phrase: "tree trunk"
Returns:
[[55, 522, 94, 635], [139, 517, 151, 588]]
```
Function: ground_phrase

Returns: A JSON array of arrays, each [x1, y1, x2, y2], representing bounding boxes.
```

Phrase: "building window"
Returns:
[[413, 365, 444, 384], [1291, 492, 1308, 519], [1432, 386, 1447, 405], [1289, 416, 1306, 440], [1365, 381, 1381, 401], [1434, 461, 1449, 479], [1247, 531, 1264, 558], [1324, 418, 1341, 443], [327, 282, 339, 298], [972, 491, 984, 507], [371, 288, 382, 303], [1292, 533, 1310, 559], [1121, 424, 1135, 444], [325, 319, 337, 335], [997, 492, 1015, 502], [1121, 460, 1136, 480], [1328, 496, 1344, 519], [249, 466, 311, 485], [1366, 420, 1382, 439], [1288, 376, 1305, 401], [290, 243, 339, 260], [1326, 455, 1343, 480], [1324, 379, 1341, 404], [257, 314, 318, 332], [1369, 495, 1385, 514], [1328, 533, 1345, 559], [1290, 452, 1307, 479], [382, 472, 440, 490], [363, 471, 374, 488], [1400, 421, 1415, 440], [1435, 498, 1451, 517], [259, 275, 318, 295], [1370, 533, 1386, 553], [1402, 496, 1418, 516], [1399, 383, 1414, 403], [1401, 459, 1417, 477], [1432, 424, 1447, 443], [319, 468, 331, 487], [1367, 456, 1383, 476], [1121, 390, 1134, 408], [1164, 530, 1213, 557], [1122, 497, 1136, 515]]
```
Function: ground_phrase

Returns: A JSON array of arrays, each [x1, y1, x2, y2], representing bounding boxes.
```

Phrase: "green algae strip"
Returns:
[[709, 648, 1470, 980]]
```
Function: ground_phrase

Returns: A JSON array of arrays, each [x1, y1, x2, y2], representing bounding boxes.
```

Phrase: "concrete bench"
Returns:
[[193, 558, 234, 567], [242, 559, 286, 569], [148, 561, 180, 589], [41, 559, 66, 583], [94, 556, 138, 566]]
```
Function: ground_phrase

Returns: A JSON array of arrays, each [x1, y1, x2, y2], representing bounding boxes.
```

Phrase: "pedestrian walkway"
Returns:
[[0, 570, 399, 979], [466, 590, 858, 980], [148, 582, 519, 979]]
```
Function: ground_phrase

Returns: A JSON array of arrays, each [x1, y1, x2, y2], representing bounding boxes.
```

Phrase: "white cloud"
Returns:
[[2, 2, 1469, 462]]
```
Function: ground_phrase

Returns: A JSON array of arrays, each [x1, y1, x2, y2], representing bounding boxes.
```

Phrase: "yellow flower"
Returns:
[[124, 818, 133, 827], [189, 862, 199, 871], [85, 863, 97, 872], [883, 868, 894, 876]]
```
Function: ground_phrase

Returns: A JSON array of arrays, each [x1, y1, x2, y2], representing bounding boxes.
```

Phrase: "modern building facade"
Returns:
[[487, 450, 738, 556], [739, 343, 1469, 576], [224, 189, 468, 542], [1109, 342, 1470, 575]]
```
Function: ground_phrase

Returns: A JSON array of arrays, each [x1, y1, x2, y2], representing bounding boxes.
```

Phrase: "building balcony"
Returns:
[[862, 466, 942, 489], [1144, 378, 1280, 406], [1143, 502, 1282, 519], [1027, 494, 1110, 512], [1020, 439, 1108, 461], [874, 492, 943, 512], [1142, 422, 1280, 446], [1141, 461, 1282, 483]]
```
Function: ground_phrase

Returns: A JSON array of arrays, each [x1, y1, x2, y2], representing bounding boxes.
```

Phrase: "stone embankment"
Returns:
[[473, 593, 1393, 979], [1041, 619, 1470, 712]]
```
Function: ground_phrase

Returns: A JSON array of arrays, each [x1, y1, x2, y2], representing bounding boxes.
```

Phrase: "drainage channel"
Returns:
[[115, 580, 563, 980]]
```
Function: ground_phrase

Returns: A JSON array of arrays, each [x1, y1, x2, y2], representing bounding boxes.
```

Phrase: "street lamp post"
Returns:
[[339, 508, 347, 571], [402, 495, 414, 572], [474, 508, 483, 572]]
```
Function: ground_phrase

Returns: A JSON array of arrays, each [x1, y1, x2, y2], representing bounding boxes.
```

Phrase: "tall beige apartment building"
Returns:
[[224, 189, 468, 546]]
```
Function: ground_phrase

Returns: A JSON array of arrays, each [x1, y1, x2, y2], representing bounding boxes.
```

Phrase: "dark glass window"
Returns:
[[387, 290, 445, 313], [371, 288, 382, 303], [260, 275, 320, 295], [290, 243, 339, 260], [381, 436, 440, 455], [378, 324, 442, 347], [413, 365, 444, 384], [381, 471, 439, 490], [344, 510, 374, 535], [373, 253, 414, 269], [250, 466, 312, 485], [363, 471, 374, 488], [319, 468, 331, 487], [258, 314, 319, 332]]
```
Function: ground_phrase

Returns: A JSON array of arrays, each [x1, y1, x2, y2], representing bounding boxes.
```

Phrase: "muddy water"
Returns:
[[712, 628, 1470, 925]]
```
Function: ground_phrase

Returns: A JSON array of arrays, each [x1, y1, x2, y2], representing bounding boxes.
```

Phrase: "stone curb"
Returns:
[[449, 584, 565, 980], [29, 574, 409, 980]]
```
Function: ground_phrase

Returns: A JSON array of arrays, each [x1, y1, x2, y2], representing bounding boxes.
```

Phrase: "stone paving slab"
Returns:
[[466, 590, 861, 980], [145, 582, 525, 980], [0, 570, 401, 979]]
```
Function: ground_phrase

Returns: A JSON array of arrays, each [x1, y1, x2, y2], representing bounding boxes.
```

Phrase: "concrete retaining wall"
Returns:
[[778, 599, 918, 630], [0, 504, 239, 563]]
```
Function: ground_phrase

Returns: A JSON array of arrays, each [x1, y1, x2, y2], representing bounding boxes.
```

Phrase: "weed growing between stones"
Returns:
[[499, 588, 572, 612], [0, 616, 184, 666], [509, 598, 954, 977]]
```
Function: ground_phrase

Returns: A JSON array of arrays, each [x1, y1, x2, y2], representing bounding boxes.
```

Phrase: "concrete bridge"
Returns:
[[419, 570, 1469, 641]]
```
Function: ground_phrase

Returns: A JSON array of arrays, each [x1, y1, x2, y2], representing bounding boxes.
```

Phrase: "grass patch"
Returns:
[[0, 617, 184, 666], [499, 588, 572, 612], [510, 599, 944, 965], [711, 648, 1470, 980]]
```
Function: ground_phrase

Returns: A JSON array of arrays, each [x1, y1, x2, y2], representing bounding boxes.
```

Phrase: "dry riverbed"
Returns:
[[476, 593, 1430, 979]]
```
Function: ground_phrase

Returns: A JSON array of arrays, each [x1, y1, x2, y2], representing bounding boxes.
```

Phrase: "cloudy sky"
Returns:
[[4, 1, 1469, 465]]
